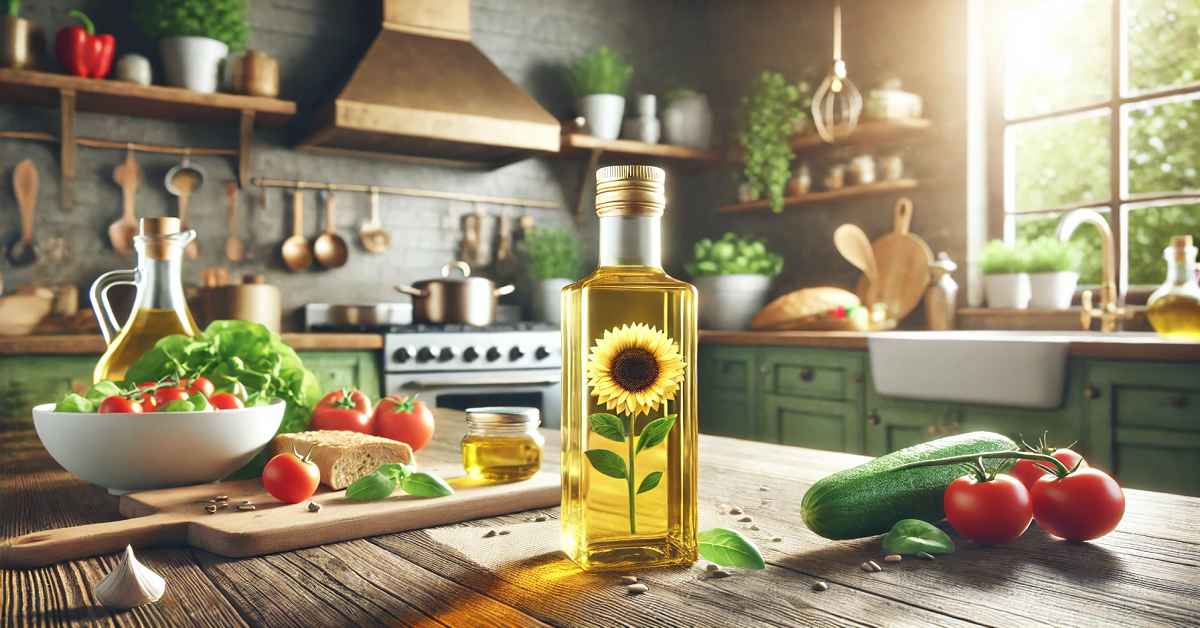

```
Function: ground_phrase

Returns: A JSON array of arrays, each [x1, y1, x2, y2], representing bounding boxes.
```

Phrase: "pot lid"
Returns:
[[412, 261, 491, 285]]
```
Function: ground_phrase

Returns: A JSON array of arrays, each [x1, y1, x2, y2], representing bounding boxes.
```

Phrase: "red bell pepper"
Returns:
[[55, 10, 115, 79]]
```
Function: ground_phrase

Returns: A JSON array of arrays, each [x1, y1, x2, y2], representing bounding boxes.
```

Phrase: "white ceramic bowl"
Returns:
[[32, 400, 285, 494]]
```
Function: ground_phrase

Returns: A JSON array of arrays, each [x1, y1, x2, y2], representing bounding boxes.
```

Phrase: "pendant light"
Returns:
[[812, 0, 863, 143]]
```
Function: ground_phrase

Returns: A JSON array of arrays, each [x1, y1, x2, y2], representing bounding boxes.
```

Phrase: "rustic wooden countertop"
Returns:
[[3, 409, 1198, 627], [0, 333, 384, 355]]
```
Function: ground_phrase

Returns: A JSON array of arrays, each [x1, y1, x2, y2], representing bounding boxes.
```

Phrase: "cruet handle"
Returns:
[[90, 269, 139, 344]]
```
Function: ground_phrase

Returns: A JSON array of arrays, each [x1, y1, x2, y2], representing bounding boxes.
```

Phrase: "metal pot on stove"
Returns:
[[395, 261, 515, 327]]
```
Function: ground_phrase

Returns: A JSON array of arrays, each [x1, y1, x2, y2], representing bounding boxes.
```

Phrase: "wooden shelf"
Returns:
[[715, 178, 920, 213], [560, 133, 723, 162], [0, 68, 295, 128], [727, 119, 932, 162]]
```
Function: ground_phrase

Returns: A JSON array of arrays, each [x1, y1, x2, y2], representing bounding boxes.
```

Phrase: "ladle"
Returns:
[[314, 190, 348, 268], [108, 146, 140, 255], [281, 191, 313, 272], [358, 187, 390, 253], [8, 159, 38, 267], [165, 152, 205, 260], [224, 183, 245, 262]]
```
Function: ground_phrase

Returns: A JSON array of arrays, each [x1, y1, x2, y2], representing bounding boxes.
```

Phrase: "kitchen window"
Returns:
[[995, 0, 1200, 293]]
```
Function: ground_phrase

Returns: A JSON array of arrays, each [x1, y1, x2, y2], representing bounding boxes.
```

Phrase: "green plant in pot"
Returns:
[[686, 233, 784, 330], [1, 0, 46, 70], [566, 46, 633, 141], [132, 0, 249, 93], [980, 239, 1032, 309], [735, 71, 804, 213], [1025, 236, 1082, 310], [524, 228, 585, 325]]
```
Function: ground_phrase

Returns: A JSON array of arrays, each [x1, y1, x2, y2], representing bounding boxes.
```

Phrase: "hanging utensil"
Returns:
[[834, 223, 878, 303], [165, 151, 205, 260], [109, 146, 140, 255], [495, 209, 516, 282], [225, 183, 245, 262], [314, 190, 349, 268], [8, 160, 38, 267], [812, 0, 862, 143], [281, 191, 313, 272], [359, 186, 390, 253]]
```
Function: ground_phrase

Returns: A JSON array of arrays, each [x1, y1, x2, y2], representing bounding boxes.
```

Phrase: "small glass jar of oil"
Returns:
[[462, 407, 544, 482], [1148, 235, 1200, 339]]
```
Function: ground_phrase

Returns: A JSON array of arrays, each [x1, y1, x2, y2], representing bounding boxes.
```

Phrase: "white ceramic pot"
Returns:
[[622, 94, 660, 143], [160, 36, 229, 93], [576, 94, 625, 141], [693, 274, 773, 330], [1029, 271, 1079, 310], [114, 53, 152, 86], [662, 93, 714, 149], [531, 277, 573, 326], [984, 273, 1031, 309]]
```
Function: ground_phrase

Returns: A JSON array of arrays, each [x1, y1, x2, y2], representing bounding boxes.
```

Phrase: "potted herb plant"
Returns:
[[735, 72, 804, 213], [1025, 236, 1081, 309], [980, 240, 1031, 309], [661, 88, 714, 149], [566, 46, 633, 141], [1, 0, 45, 70], [132, 0, 249, 93], [687, 233, 784, 330], [524, 228, 584, 325]]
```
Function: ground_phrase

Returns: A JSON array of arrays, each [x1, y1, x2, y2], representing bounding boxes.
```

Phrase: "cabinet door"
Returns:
[[700, 390, 756, 439], [763, 394, 859, 452], [699, 346, 756, 393], [698, 346, 759, 440], [864, 401, 964, 457], [299, 351, 381, 398], [760, 347, 865, 402], [0, 356, 97, 420]]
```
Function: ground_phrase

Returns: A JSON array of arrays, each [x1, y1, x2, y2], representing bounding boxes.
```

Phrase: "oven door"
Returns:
[[384, 369, 562, 429]]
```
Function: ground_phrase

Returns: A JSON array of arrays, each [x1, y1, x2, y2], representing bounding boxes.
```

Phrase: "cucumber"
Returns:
[[801, 432, 1017, 540]]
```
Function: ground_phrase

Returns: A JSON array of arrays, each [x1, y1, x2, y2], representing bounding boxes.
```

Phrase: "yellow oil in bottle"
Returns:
[[94, 308, 199, 382], [462, 435, 543, 482], [1147, 295, 1200, 339]]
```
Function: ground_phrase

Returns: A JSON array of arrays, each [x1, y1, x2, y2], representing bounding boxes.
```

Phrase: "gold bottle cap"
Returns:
[[595, 165, 666, 218], [139, 217, 181, 236]]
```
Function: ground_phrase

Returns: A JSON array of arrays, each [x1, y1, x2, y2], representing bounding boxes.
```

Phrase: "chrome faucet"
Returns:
[[1055, 209, 1130, 333]]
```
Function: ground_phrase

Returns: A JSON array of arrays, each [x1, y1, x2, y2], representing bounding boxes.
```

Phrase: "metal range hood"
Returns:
[[295, 0, 560, 169]]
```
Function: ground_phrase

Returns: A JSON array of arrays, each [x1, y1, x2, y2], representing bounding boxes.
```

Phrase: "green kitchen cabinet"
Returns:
[[764, 394, 862, 453], [296, 351, 382, 398], [0, 355, 96, 419], [697, 346, 759, 440]]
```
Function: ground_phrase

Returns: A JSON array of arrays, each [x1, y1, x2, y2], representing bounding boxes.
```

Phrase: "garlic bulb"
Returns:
[[94, 545, 166, 609]]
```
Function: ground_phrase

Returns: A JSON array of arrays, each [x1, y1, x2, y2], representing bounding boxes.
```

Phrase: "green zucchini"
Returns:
[[801, 432, 1018, 540]]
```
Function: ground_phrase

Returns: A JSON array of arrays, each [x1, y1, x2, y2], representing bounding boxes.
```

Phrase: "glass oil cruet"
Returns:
[[561, 165, 698, 571], [92, 217, 200, 382], [1147, 235, 1200, 339]]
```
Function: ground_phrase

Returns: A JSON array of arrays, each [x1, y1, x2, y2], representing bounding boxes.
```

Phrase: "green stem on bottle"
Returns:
[[627, 414, 637, 534]]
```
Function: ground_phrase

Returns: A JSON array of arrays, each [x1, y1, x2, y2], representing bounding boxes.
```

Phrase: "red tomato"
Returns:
[[310, 389, 374, 433], [186, 377, 215, 397], [153, 387, 190, 408], [99, 396, 143, 414], [262, 447, 320, 504], [373, 395, 435, 451], [1031, 468, 1125, 541], [944, 473, 1033, 544], [1012, 449, 1088, 490], [208, 392, 245, 410], [132, 389, 159, 412]]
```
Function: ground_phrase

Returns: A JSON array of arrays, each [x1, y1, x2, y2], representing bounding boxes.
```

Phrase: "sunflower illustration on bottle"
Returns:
[[585, 323, 686, 533]]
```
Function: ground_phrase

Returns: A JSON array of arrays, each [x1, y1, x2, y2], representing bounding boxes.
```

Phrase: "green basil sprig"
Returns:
[[346, 463, 454, 501], [882, 519, 955, 555], [698, 527, 765, 569]]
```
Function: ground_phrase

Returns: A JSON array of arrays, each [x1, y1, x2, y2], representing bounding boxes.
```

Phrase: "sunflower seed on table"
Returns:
[[812, 581, 828, 591], [738, 515, 753, 523], [728, 506, 743, 515], [620, 576, 638, 585], [308, 502, 322, 513], [861, 561, 882, 572], [240, 501, 252, 505], [760, 486, 770, 491], [918, 552, 935, 560], [238, 503, 256, 511], [717, 503, 731, 514], [217, 502, 228, 509], [498, 530, 510, 535], [205, 505, 217, 514], [749, 525, 760, 531], [534, 515, 548, 522], [483, 529, 497, 538], [710, 569, 731, 578], [706, 563, 719, 573], [627, 583, 648, 594], [885, 555, 902, 562], [215, 495, 228, 501], [771, 537, 782, 542]]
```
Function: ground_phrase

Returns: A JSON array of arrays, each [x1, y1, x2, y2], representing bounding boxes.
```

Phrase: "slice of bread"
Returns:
[[269, 430, 415, 490]]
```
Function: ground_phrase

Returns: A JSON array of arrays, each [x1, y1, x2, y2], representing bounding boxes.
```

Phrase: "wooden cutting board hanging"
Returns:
[[855, 198, 933, 325]]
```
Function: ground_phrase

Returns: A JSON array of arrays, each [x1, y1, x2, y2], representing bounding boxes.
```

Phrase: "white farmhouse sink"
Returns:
[[868, 331, 1083, 409]]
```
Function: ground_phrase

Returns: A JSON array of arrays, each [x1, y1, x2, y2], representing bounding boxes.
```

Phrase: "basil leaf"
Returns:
[[636, 471, 663, 494], [698, 527, 766, 569], [635, 415, 677, 454], [187, 392, 212, 412], [585, 449, 628, 479], [85, 381, 123, 404], [158, 399, 195, 413], [400, 472, 454, 498], [882, 519, 955, 555], [589, 413, 626, 442], [54, 392, 95, 413], [346, 471, 397, 500], [377, 463, 414, 483]]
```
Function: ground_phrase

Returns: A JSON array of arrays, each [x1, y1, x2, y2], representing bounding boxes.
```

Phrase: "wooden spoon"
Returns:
[[282, 191, 313, 272], [224, 183, 245, 262], [834, 223, 878, 303], [8, 160, 38, 267], [359, 187, 390, 253], [166, 156, 204, 260], [109, 147, 140, 255], [313, 191, 348, 268]]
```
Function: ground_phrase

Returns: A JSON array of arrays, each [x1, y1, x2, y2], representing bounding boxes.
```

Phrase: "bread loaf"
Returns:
[[751, 287, 862, 331], [269, 431, 415, 490]]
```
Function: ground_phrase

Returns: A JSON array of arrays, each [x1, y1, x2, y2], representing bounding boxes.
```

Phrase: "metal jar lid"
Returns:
[[465, 406, 540, 426]]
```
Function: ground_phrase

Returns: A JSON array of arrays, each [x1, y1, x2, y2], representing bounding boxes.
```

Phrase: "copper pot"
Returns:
[[1, 16, 46, 70], [395, 261, 514, 326]]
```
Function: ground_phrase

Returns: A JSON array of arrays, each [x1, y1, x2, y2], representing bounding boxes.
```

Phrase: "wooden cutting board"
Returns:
[[0, 429, 559, 568], [855, 198, 933, 325]]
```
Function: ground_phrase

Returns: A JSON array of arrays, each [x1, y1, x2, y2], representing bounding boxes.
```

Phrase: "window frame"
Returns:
[[988, 0, 1200, 296]]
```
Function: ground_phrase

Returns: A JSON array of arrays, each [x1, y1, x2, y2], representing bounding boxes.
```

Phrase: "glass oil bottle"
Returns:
[[92, 218, 200, 382], [1147, 235, 1200, 339], [560, 165, 698, 571]]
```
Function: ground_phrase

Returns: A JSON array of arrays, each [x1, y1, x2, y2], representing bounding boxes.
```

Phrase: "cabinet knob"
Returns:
[[1171, 394, 1188, 408], [799, 369, 813, 381], [853, 373, 863, 383], [721, 363, 731, 374], [1084, 387, 1101, 400], [759, 365, 770, 375], [867, 412, 880, 425]]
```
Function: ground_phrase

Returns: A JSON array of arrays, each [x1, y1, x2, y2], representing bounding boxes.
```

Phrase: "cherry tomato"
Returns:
[[1031, 468, 1125, 541], [310, 389, 374, 433], [373, 395, 435, 451], [1012, 448, 1087, 490], [262, 446, 320, 504], [944, 473, 1033, 544], [132, 389, 159, 412], [186, 377, 215, 397], [208, 392, 245, 410], [153, 386, 190, 408], [98, 396, 143, 414]]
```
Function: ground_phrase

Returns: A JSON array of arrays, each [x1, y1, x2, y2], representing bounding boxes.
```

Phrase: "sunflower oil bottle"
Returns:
[[561, 165, 698, 571], [1147, 235, 1200, 339]]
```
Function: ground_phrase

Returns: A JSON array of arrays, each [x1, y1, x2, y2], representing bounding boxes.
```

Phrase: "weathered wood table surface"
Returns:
[[4, 409, 1198, 627]]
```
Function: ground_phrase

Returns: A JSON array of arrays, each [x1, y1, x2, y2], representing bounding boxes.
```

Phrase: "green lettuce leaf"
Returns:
[[54, 393, 95, 413], [84, 380, 123, 404]]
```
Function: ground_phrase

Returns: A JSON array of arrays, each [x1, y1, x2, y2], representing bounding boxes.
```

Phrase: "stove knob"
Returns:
[[535, 346, 552, 360], [417, 346, 438, 362], [486, 347, 502, 361], [509, 346, 525, 361], [438, 347, 458, 362], [393, 346, 416, 363], [463, 347, 480, 362]]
